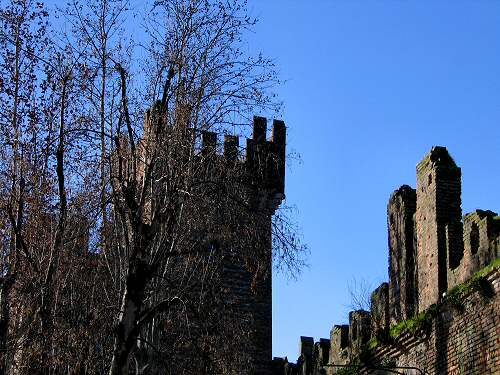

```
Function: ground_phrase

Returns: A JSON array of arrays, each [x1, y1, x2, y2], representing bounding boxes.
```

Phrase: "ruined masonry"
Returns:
[[272, 147, 500, 375]]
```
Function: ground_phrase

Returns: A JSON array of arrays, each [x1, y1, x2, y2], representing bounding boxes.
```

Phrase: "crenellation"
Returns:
[[370, 282, 389, 340], [274, 146, 499, 375], [223, 134, 239, 162], [318, 338, 331, 366], [448, 209, 500, 288], [311, 339, 331, 375], [253, 116, 268, 143], [300, 336, 314, 374], [143, 106, 286, 198], [348, 310, 371, 359], [201, 130, 217, 156], [328, 325, 349, 371]]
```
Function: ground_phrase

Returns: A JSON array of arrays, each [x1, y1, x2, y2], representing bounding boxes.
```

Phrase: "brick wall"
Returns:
[[368, 268, 499, 375], [272, 147, 499, 375]]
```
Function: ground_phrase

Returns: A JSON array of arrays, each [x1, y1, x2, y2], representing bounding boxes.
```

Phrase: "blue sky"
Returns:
[[246, 0, 500, 360]]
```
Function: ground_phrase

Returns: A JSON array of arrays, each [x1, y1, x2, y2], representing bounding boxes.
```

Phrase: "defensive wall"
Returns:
[[272, 146, 500, 375]]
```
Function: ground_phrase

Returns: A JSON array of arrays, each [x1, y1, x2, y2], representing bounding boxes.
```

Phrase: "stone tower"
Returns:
[[387, 185, 417, 323], [415, 146, 463, 312]]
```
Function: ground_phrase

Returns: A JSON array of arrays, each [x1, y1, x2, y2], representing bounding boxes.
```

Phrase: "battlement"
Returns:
[[202, 116, 286, 198], [141, 104, 286, 209], [273, 146, 499, 375], [123, 104, 288, 375]]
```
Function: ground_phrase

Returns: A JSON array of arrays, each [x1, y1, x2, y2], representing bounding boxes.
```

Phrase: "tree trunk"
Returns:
[[0, 275, 14, 375], [108, 259, 148, 375]]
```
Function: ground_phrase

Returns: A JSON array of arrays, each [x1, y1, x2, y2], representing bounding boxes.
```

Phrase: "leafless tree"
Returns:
[[0, 0, 307, 374]]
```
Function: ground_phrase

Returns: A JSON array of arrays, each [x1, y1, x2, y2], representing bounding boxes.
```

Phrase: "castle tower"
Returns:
[[387, 185, 417, 323], [221, 116, 286, 375], [136, 107, 286, 375], [415, 146, 463, 312]]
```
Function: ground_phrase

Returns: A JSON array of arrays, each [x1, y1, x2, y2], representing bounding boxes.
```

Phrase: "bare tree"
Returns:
[[0, 0, 306, 374], [347, 278, 373, 312]]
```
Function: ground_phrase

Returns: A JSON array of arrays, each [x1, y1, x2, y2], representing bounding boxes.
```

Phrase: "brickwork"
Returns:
[[368, 269, 500, 375], [139, 107, 287, 375], [449, 210, 500, 288], [370, 283, 389, 338], [387, 186, 417, 324], [328, 325, 349, 371], [219, 116, 285, 375], [348, 310, 371, 359], [273, 146, 500, 375], [416, 146, 463, 312], [283, 271, 499, 375]]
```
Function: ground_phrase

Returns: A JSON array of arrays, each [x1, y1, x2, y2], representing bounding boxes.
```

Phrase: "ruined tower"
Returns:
[[387, 185, 417, 323], [272, 146, 500, 375], [415, 146, 463, 311]]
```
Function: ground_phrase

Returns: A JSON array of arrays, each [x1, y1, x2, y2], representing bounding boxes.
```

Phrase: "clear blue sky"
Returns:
[[247, 0, 500, 360]]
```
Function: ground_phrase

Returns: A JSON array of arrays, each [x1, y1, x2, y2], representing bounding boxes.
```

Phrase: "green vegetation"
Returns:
[[380, 357, 397, 368], [389, 304, 439, 340], [368, 337, 379, 350], [341, 258, 499, 372], [335, 362, 360, 375], [389, 257, 499, 340], [473, 257, 500, 277], [447, 262, 497, 312], [340, 348, 349, 359]]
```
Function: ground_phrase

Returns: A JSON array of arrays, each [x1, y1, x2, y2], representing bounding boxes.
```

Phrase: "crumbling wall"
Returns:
[[328, 325, 349, 371], [387, 186, 417, 324], [448, 210, 500, 288], [416, 146, 463, 312], [273, 146, 499, 375], [370, 283, 389, 340], [368, 269, 500, 375]]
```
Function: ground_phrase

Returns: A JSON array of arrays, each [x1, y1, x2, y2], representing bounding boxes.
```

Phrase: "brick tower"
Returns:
[[415, 146, 462, 312], [220, 116, 286, 374], [387, 185, 417, 323]]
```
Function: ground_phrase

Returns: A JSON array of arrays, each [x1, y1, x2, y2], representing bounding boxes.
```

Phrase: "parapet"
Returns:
[[448, 210, 500, 287], [245, 116, 286, 198], [313, 339, 331, 372], [276, 147, 498, 374], [387, 185, 417, 324], [348, 310, 371, 358], [299, 336, 314, 374], [370, 282, 389, 340], [140, 104, 286, 210], [329, 325, 349, 369], [416, 145, 459, 173]]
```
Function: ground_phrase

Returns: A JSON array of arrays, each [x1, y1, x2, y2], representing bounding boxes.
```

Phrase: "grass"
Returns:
[[389, 257, 499, 340], [341, 257, 499, 370]]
